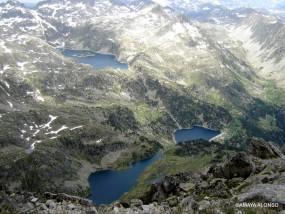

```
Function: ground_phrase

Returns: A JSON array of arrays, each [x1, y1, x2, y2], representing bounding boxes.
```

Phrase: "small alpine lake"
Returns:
[[88, 126, 221, 205], [88, 153, 162, 205], [174, 126, 221, 144], [61, 49, 128, 70]]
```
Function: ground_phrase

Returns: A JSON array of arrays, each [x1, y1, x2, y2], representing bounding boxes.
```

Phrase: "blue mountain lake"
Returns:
[[88, 153, 161, 205], [174, 126, 221, 143], [88, 126, 221, 205], [61, 49, 128, 70]]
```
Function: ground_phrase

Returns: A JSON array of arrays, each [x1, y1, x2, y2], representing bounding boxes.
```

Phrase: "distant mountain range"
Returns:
[[153, 0, 285, 9]]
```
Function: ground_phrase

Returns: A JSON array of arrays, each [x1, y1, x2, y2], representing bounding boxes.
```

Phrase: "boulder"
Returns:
[[46, 199, 56, 209], [180, 196, 199, 212], [179, 182, 195, 192], [66, 203, 76, 210], [208, 179, 232, 198], [141, 173, 190, 203], [166, 196, 178, 207], [195, 179, 232, 199], [162, 180, 176, 194], [198, 200, 211, 212], [30, 196, 38, 203], [130, 199, 143, 207], [209, 152, 255, 179]]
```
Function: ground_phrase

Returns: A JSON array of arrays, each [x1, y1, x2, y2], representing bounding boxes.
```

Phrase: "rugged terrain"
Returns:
[[0, 0, 285, 213], [1, 138, 284, 213]]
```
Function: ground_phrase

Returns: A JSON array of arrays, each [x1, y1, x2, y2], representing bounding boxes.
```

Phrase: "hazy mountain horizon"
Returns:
[[0, 0, 285, 9]]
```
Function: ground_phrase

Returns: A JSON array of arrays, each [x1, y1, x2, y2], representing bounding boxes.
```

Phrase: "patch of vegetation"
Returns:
[[129, 104, 163, 126], [122, 144, 214, 201], [224, 119, 248, 147], [205, 88, 227, 107], [113, 136, 162, 169], [105, 105, 139, 132], [0, 143, 78, 194], [149, 112, 178, 141], [242, 98, 285, 143], [264, 80, 285, 106], [257, 114, 281, 132], [58, 125, 128, 164], [145, 77, 232, 129]]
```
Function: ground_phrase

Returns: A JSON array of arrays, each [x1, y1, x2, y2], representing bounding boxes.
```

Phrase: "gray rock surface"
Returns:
[[248, 138, 285, 159], [209, 152, 255, 179]]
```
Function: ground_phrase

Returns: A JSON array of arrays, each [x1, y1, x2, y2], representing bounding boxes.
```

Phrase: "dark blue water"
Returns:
[[62, 49, 128, 70], [174, 126, 221, 143], [88, 153, 161, 205]]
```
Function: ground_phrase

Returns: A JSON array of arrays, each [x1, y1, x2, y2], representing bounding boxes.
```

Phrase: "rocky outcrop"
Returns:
[[1, 138, 284, 214], [99, 202, 173, 214], [0, 191, 98, 214], [44, 192, 93, 206], [248, 137, 285, 159], [195, 178, 232, 199], [238, 184, 285, 208], [112, 137, 285, 213], [208, 137, 284, 180], [209, 152, 255, 179], [141, 173, 191, 203]]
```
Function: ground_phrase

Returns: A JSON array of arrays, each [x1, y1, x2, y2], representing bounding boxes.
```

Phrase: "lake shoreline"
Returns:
[[88, 151, 162, 205], [173, 125, 221, 144], [59, 47, 128, 65]]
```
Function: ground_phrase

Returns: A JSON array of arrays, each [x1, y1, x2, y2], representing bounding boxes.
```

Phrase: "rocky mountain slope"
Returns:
[[1, 138, 284, 213], [0, 0, 285, 213]]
